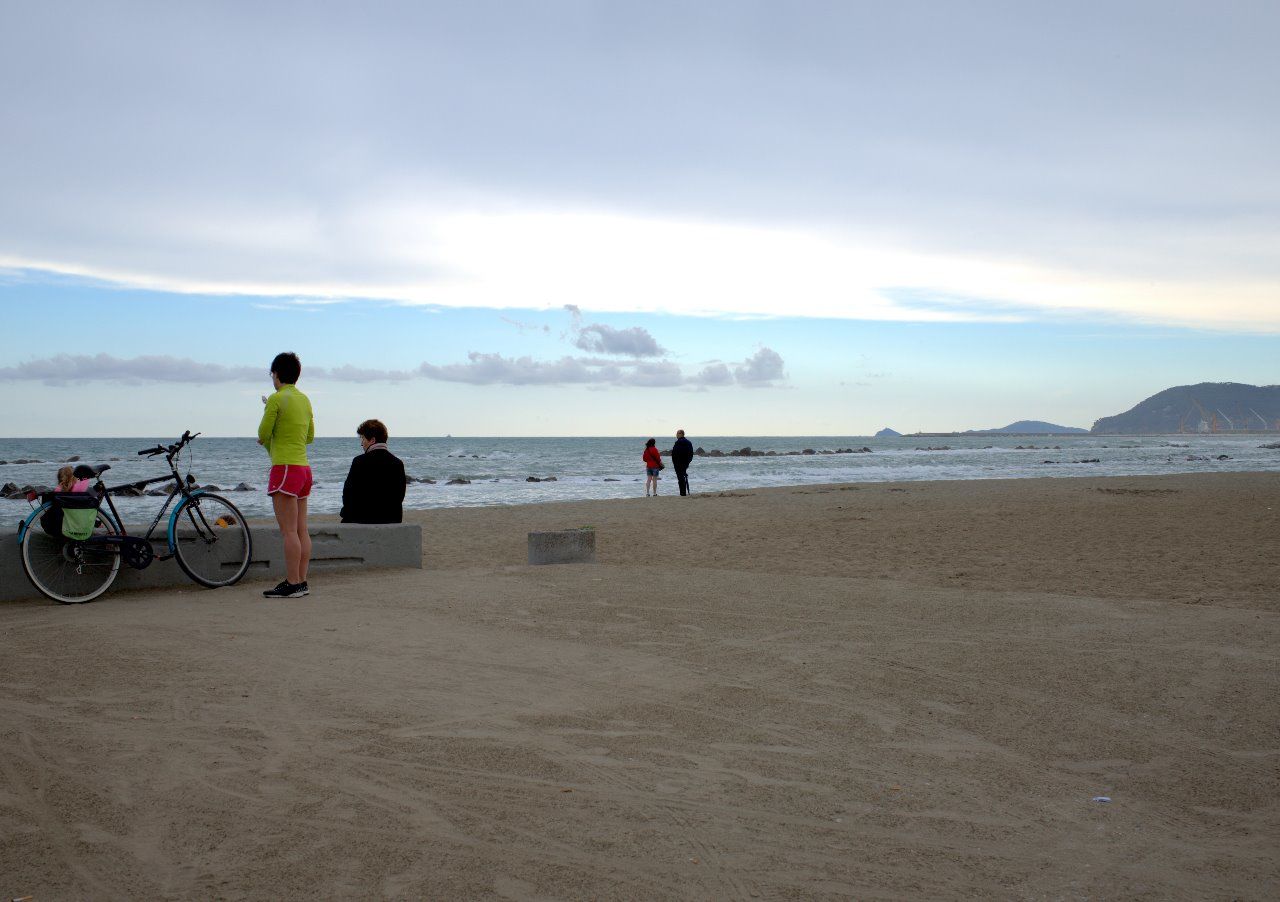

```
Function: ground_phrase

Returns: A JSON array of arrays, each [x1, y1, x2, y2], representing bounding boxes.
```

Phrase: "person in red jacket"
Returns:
[[643, 437, 663, 497]]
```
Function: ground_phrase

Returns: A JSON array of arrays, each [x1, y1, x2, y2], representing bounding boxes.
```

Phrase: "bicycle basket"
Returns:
[[54, 492, 100, 541]]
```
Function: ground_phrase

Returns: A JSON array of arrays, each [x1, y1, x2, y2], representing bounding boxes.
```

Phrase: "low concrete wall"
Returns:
[[528, 529, 596, 565], [1, 522, 422, 603]]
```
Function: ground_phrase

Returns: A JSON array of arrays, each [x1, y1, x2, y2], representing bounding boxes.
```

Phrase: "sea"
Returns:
[[2, 434, 1278, 520]]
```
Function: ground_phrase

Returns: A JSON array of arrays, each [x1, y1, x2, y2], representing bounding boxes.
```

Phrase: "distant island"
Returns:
[[965, 420, 1087, 435], [1092, 382, 1280, 434], [874, 427, 901, 437]]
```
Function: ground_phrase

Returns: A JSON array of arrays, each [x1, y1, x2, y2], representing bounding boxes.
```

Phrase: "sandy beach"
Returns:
[[2, 472, 1278, 899]]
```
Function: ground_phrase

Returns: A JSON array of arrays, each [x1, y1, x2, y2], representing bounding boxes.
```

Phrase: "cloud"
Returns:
[[500, 315, 550, 335], [1, 3, 1275, 331], [563, 305, 665, 356], [734, 348, 786, 387], [417, 353, 612, 386], [0, 349, 788, 389], [573, 323, 665, 357], [0, 354, 261, 385], [688, 363, 734, 387]]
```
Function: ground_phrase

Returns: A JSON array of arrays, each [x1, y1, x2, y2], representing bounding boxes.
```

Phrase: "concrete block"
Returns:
[[1, 521, 422, 603], [528, 528, 596, 565]]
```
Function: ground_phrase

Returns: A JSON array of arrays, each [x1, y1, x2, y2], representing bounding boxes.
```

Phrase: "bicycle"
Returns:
[[16, 431, 254, 603]]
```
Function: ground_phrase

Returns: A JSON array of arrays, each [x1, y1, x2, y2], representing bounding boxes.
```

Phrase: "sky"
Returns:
[[1, 1, 1276, 437]]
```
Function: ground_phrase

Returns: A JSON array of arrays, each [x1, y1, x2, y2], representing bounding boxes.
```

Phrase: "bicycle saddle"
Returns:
[[73, 463, 111, 478]]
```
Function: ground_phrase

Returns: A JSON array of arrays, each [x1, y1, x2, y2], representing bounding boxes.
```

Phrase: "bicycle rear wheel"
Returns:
[[170, 492, 253, 588], [20, 503, 121, 603]]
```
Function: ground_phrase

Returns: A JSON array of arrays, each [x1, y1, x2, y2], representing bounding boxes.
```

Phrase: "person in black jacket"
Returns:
[[340, 419, 406, 523], [670, 428, 694, 496]]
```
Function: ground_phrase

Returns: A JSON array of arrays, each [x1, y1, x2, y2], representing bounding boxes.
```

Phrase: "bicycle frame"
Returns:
[[95, 469, 193, 559]]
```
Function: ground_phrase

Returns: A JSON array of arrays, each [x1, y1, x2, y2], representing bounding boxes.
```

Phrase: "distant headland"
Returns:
[[1091, 382, 1280, 434], [889, 382, 1280, 436]]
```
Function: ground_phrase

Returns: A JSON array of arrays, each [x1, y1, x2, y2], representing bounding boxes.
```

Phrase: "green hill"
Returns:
[[1092, 383, 1280, 434]]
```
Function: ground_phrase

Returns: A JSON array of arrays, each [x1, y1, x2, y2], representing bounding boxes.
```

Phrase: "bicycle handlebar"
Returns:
[[135, 431, 200, 458]]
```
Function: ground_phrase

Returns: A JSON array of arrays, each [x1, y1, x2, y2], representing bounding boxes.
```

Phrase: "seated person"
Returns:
[[41, 465, 97, 537], [340, 419, 406, 524]]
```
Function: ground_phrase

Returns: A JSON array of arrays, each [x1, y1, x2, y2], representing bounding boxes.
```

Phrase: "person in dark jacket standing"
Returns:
[[670, 428, 694, 496], [340, 419, 406, 523]]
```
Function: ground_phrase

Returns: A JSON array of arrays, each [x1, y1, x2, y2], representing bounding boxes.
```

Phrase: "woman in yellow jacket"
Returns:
[[257, 352, 315, 598]]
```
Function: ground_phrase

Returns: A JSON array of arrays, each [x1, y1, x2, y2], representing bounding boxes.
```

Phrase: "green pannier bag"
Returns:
[[55, 492, 99, 541]]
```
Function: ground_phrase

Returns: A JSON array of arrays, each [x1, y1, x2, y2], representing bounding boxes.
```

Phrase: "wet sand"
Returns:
[[2, 472, 1278, 898]]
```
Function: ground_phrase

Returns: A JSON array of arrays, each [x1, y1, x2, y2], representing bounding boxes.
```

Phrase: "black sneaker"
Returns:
[[297, 581, 310, 596], [263, 580, 307, 598]]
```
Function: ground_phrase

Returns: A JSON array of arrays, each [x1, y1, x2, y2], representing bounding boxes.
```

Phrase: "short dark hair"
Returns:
[[271, 352, 302, 384], [357, 419, 388, 443], [645, 437, 656, 447]]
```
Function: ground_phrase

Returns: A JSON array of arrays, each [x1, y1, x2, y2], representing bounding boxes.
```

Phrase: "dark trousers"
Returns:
[[675, 467, 690, 496]]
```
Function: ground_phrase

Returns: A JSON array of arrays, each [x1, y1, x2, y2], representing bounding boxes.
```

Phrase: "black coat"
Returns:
[[671, 437, 694, 470], [340, 448, 406, 524]]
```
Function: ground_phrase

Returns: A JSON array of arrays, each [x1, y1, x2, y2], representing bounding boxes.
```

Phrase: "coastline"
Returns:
[[2, 471, 1277, 897]]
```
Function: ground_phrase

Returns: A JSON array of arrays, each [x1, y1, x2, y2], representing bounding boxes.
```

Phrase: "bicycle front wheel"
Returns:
[[20, 503, 122, 604], [170, 492, 253, 588]]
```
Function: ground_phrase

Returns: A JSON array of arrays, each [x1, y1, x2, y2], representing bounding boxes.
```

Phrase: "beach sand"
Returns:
[[2, 472, 1277, 898]]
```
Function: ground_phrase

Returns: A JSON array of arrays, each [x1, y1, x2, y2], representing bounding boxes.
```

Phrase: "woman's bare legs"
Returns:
[[646, 473, 657, 496], [296, 496, 311, 582], [272, 494, 303, 584]]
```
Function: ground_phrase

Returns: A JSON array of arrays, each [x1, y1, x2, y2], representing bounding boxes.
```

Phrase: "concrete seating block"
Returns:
[[528, 528, 596, 565], [1, 522, 422, 603]]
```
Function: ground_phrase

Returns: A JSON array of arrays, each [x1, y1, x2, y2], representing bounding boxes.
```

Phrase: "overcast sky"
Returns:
[[1, 1, 1276, 436]]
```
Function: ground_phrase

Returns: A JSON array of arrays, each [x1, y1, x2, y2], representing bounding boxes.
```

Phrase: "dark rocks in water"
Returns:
[[683, 444, 871, 458], [446, 478, 470, 485], [201, 484, 221, 492], [11, 483, 53, 497], [114, 485, 146, 497], [64, 455, 80, 462], [405, 475, 436, 484], [916, 446, 951, 451], [603, 478, 620, 482], [1041, 460, 1057, 465], [1074, 458, 1101, 464], [526, 476, 541, 482], [1216, 454, 1231, 460], [233, 482, 256, 492], [145, 488, 170, 496], [12, 458, 42, 464], [1260, 442, 1280, 449], [543, 476, 557, 481]]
